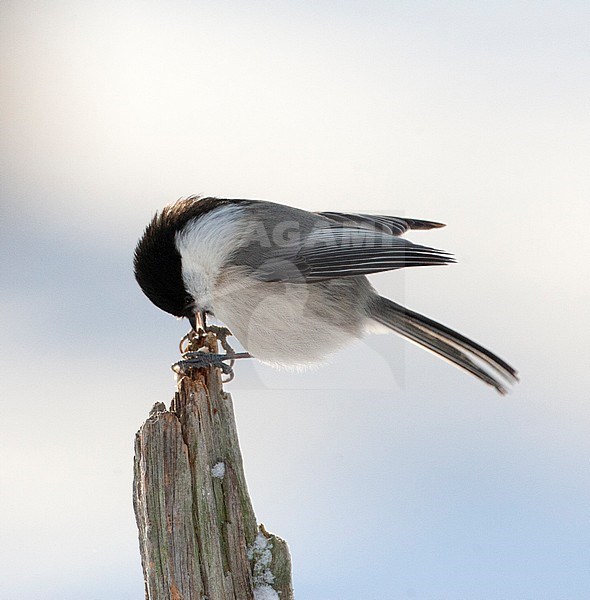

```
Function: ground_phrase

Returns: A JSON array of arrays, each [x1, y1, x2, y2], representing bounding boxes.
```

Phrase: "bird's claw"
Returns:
[[176, 319, 250, 382], [172, 351, 252, 382]]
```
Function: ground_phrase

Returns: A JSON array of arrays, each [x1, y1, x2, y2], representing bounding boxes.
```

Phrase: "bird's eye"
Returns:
[[184, 295, 194, 307]]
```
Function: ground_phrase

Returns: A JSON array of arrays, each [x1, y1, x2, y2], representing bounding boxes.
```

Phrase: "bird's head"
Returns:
[[133, 197, 217, 326]]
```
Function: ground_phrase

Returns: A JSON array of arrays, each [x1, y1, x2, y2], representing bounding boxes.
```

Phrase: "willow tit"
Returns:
[[134, 196, 518, 393]]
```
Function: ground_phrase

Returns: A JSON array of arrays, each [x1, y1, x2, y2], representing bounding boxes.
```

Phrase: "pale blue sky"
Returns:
[[1, 2, 589, 599]]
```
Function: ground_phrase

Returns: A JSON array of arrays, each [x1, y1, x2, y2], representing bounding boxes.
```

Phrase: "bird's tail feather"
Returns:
[[369, 296, 518, 394]]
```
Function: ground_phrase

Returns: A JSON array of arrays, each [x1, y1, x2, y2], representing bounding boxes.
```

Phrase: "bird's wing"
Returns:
[[317, 211, 446, 236], [255, 225, 454, 283]]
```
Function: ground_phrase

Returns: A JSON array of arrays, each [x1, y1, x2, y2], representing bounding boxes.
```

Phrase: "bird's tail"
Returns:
[[369, 296, 518, 394]]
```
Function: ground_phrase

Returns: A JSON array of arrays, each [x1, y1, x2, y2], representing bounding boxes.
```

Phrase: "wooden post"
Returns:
[[133, 332, 294, 600]]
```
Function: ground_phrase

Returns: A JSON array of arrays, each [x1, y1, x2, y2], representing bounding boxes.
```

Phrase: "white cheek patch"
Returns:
[[175, 204, 247, 310]]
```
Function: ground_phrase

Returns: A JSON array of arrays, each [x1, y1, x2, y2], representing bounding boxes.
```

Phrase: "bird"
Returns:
[[134, 196, 518, 394]]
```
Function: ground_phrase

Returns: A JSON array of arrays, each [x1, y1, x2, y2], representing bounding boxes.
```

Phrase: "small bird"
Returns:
[[134, 196, 518, 393]]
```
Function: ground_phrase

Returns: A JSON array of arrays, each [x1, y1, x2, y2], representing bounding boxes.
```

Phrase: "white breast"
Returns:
[[211, 266, 368, 368], [175, 204, 247, 311]]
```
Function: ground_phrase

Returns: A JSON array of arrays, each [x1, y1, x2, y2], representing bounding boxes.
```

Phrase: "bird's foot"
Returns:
[[203, 325, 236, 354], [172, 351, 252, 382], [177, 318, 250, 382], [181, 315, 236, 352]]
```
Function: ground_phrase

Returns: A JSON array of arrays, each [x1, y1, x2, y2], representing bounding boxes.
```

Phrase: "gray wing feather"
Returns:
[[317, 211, 446, 236], [256, 226, 453, 283]]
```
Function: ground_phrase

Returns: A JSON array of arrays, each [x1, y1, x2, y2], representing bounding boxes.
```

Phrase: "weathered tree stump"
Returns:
[[133, 332, 294, 600]]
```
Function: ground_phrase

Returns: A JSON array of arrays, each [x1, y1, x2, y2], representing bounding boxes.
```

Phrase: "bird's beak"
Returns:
[[187, 309, 207, 332]]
